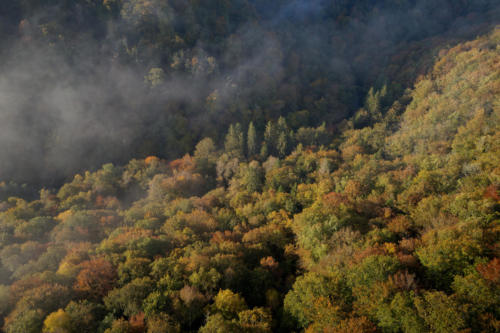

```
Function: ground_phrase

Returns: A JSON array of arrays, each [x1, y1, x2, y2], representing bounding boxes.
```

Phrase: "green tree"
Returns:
[[225, 123, 245, 159], [263, 121, 277, 156], [5, 309, 44, 333], [214, 289, 247, 320], [247, 122, 258, 158], [284, 272, 350, 329], [42, 309, 72, 333], [238, 307, 272, 332], [194, 137, 217, 175], [104, 318, 133, 333], [64, 300, 106, 333], [146, 313, 180, 333], [240, 161, 264, 193], [104, 277, 155, 317], [277, 132, 287, 158], [199, 313, 238, 333], [414, 291, 466, 333]]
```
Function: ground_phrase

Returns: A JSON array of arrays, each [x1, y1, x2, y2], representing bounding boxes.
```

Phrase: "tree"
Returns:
[[247, 122, 258, 158], [452, 261, 500, 331], [74, 258, 117, 300], [7, 283, 71, 318], [104, 318, 133, 333], [64, 300, 106, 333], [238, 308, 272, 332], [415, 227, 483, 289], [277, 132, 288, 158], [42, 309, 72, 333], [284, 272, 349, 329], [263, 121, 277, 156], [225, 123, 244, 159], [414, 291, 466, 333], [117, 257, 151, 285], [276, 117, 287, 132], [216, 154, 240, 185], [277, 117, 291, 157], [240, 161, 264, 193], [348, 255, 401, 289], [194, 138, 217, 174], [104, 277, 155, 317], [199, 313, 238, 333], [4, 309, 44, 333], [365, 86, 385, 120], [214, 289, 247, 320], [145, 68, 165, 87], [147, 313, 180, 333]]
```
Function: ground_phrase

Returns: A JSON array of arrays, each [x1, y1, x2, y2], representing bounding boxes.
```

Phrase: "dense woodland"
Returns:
[[0, 0, 499, 332]]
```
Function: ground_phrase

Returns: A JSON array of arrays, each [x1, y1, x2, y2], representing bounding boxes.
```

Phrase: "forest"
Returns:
[[0, 0, 499, 332]]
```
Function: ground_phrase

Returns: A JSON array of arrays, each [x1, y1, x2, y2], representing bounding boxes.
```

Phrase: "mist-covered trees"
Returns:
[[2, 0, 498, 190]]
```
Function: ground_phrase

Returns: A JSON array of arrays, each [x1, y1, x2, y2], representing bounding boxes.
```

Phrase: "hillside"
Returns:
[[0, 27, 498, 332]]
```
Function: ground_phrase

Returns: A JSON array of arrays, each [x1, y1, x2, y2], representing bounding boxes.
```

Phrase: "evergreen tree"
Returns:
[[247, 122, 258, 158], [224, 123, 244, 158], [264, 121, 277, 156], [277, 131, 288, 158], [276, 117, 290, 157], [194, 137, 217, 175], [277, 116, 288, 134]]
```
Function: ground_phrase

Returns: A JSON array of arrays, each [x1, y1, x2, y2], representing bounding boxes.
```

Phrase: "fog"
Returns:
[[0, 0, 497, 189]]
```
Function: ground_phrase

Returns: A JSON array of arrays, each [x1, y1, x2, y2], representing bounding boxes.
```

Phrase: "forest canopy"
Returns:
[[0, 0, 499, 332]]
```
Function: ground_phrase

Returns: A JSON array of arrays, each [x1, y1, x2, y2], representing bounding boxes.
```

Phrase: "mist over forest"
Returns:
[[0, 1, 499, 332], [0, 0, 498, 188]]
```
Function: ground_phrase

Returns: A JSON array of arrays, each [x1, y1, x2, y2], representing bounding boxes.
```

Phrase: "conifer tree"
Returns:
[[277, 132, 288, 158], [247, 122, 258, 158], [225, 123, 244, 158], [264, 121, 277, 156]]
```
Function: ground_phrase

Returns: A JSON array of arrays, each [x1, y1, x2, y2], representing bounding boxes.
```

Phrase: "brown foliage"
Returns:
[[129, 312, 146, 333], [387, 216, 412, 234], [73, 257, 116, 299], [9, 276, 44, 302], [323, 192, 349, 208], [477, 258, 500, 284], [484, 185, 500, 202], [352, 246, 386, 264]]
